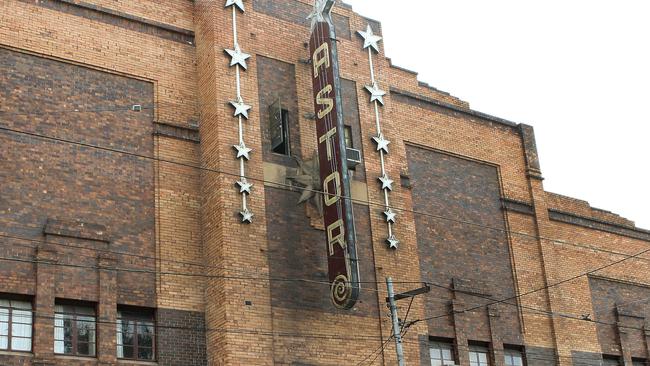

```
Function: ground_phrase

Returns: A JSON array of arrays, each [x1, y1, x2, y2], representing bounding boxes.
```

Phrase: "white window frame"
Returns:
[[469, 345, 490, 366], [0, 299, 33, 352], [429, 341, 456, 366], [504, 349, 524, 366]]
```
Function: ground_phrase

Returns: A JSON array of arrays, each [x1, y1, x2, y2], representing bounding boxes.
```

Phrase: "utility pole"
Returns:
[[386, 277, 406, 366], [385, 278, 431, 366]]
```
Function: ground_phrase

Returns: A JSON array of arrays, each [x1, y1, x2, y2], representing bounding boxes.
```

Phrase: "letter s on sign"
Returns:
[[316, 85, 333, 119]]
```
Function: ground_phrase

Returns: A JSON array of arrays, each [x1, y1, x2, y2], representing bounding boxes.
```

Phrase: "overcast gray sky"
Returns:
[[345, 0, 650, 229]]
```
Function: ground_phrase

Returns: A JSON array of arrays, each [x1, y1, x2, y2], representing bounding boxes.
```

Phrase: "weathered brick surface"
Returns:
[[157, 308, 208, 366], [406, 146, 523, 344], [0, 48, 157, 307], [2, 0, 650, 365], [256, 55, 302, 167], [253, 0, 352, 39], [589, 276, 650, 358]]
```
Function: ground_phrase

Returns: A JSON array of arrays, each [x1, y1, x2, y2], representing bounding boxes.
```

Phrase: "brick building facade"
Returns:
[[0, 1, 648, 365]]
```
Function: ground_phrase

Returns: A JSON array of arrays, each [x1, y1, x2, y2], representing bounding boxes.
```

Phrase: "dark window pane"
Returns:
[[122, 331, 134, 346], [138, 347, 154, 360], [122, 345, 134, 359], [78, 342, 90, 356], [138, 331, 153, 348], [64, 339, 73, 354]]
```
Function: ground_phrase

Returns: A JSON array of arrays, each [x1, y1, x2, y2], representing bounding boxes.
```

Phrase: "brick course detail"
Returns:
[[1, 0, 649, 365]]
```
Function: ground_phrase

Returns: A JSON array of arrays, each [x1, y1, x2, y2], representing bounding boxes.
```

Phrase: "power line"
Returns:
[[0, 101, 194, 118], [355, 335, 393, 366], [2, 231, 649, 335], [3, 111, 650, 360], [4, 229, 650, 323], [410, 245, 650, 324], [1, 123, 648, 270]]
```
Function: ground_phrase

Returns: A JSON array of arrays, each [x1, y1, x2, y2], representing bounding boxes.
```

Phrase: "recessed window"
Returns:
[[0, 298, 32, 352], [469, 346, 490, 366], [603, 355, 623, 366], [270, 105, 291, 155], [632, 358, 647, 366], [504, 349, 524, 366], [117, 309, 155, 361], [54, 303, 96, 357], [429, 341, 455, 366], [344, 125, 353, 148]]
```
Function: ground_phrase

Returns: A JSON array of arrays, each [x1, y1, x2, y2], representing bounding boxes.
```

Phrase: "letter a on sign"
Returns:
[[308, 0, 360, 309]]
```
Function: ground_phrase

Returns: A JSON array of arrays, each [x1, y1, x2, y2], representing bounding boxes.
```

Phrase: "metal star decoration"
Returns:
[[307, 0, 333, 30], [286, 152, 324, 217], [236, 178, 253, 195], [378, 174, 394, 191], [387, 235, 399, 250], [225, 43, 251, 70], [372, 133, 391, 154], [365, 82, 386, 105], [240, 209, 254, 223], [230, 98, 252, 119], [233, 142, 252, 160], [224, 0, 245, 12], [357, 24, 382, 53], [383, 208, 397, 224]]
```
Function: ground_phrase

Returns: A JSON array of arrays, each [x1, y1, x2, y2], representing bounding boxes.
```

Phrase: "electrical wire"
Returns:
[[1, 122, 648, 271], [409, 245, 650, 325], [3, 228, 650, 329], [1, 231, 649, 335], [354, 334, 393, 366], [3, 109, 650, 362]]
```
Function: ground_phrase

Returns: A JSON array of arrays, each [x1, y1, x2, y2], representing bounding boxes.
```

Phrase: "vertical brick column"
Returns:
[[452, 300, 470, 366], [488, 304, 505, 366], [643, 326, 650, 360], [194, 1, 275, 364], [520, 124, 591, 366], [32, 244, 57, 366], [616, 323, 633, 366], [97, 253, 118, 366]]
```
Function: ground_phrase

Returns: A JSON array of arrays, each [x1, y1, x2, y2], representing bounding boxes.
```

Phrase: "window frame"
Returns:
[[504, 348, 525, 366], [469, 345, 491, 366], [0, 299, 33, 353], [343, 125, 353, 149], [602, 355, 623, 366], [429, 340, 456, 366], [270, 106, 291, 156], [54, 303, 97, 357], [117, 310, 156, 361]]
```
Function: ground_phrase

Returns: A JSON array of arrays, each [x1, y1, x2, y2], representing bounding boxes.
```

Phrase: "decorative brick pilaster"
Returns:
[[451, 299, 470, 366], [33, 244, 57, 364], [488, 304, 505, 366], [97, 253, 118, 366], [616, 322, 633, 366]]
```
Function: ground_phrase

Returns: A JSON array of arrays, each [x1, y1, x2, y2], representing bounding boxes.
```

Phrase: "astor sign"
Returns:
[[309, 18, 360, 309]]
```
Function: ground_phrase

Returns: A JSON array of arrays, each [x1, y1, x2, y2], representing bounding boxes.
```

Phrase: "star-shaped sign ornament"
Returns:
[[365, 82, 386, 105], [307, 0, 333, 30], [236, 178, 253, 195], [357, 24, 382, 53], [372, 133, 391, 154], [387, 235, 399, 250], [378, 174, 394, 191], [230, 98, 252, 119], [224, 0, 245, 12], [225, 43, 251, 70], [240, 208, 254, 223], [383, 208, 397, 224], [233, 142, 252, 161]]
